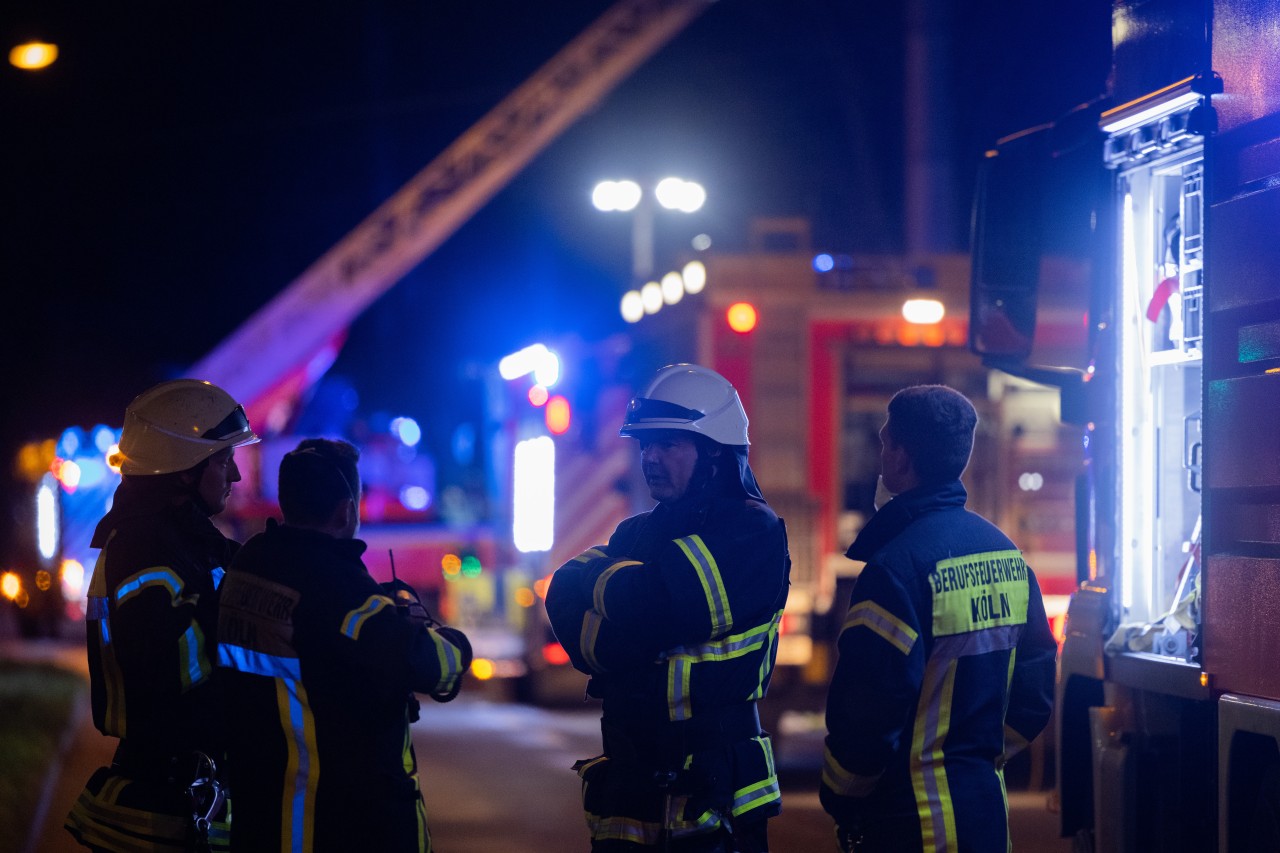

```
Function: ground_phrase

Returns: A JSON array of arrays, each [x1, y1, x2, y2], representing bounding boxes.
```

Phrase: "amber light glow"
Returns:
[[726, 302, 758, 334], [10, 42, 58, 70], [545, 396, 571, 435]]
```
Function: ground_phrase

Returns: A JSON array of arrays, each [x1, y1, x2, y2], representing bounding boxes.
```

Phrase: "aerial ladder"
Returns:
[[190, 0, 715, 433]]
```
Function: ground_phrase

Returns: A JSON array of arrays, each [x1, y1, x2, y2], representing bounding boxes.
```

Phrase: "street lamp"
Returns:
[[592, 176, 705, 284]]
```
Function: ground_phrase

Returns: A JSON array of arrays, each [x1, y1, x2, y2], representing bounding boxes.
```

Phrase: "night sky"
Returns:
[[1, 0, 1112, 499]]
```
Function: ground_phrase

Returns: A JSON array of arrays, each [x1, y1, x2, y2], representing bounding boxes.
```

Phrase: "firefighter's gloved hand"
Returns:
[[381, 579, 435, 628]]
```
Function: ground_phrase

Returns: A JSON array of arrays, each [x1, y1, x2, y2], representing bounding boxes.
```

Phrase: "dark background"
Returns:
[[0, 0, 1112, 499]]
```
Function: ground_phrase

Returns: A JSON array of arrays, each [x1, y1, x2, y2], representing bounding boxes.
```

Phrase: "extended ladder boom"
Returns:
[[190, 0, 713, 429]]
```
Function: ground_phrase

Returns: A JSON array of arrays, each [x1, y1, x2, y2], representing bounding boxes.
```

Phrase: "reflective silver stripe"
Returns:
[[431, 628, 463, 692], [339, 595, 393, 639], [674, 535, 732, 635], [281, 677, 315, 853], [177, 622, 209, 690], [217, 642, 303, 680], [581, 610, 606, 672], [844, 599, 919, 655], [667, 616, 774, 662], [115, 568, 184, 605], [732, 738, 780, 816], [822, 744, 881, 797], [592, 560, 642, 618], [86, 595, 109, 620], [667, 656, 692, 721]]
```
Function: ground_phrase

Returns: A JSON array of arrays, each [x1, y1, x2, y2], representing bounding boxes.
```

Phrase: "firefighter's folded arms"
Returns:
[[547, 363, 792, 852]]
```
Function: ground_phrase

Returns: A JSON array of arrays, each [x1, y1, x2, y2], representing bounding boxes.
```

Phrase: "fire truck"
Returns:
[[968, 1, 1280, 849]]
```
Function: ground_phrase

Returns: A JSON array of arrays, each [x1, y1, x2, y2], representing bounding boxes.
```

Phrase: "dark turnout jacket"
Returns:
[[821, 480, 1057, 853], [546, 450, 791, 845], [83, 480, 235, 754], [216, 520, 468, 853], [67, 480, 237, 851]]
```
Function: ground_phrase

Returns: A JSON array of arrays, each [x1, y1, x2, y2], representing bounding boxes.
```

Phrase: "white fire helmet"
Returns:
[[619, 364, 749, 446], [110, 379, 260, 475]]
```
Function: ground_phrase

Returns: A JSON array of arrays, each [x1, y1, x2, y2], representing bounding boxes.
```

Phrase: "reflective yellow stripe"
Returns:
[[572, 547, 607, 564], [339, 595, 393, 640], [580, 610, 606, 672], [662, 613, 780, 721], [733, 737, 780, 816], [586, 813, 663, 845], [668, 616, 775, 663], [277, 676, 319, 853], [911, 653, 959, 853], [592, 560, 642, 618], [585, 803, 722, 843], [667, 655, 693, 721], [114, 567, 186, 606], [929, 549, 1030, 637], [844, 600, 918, 655], [177, 620, 211, 692], [751, 612, 782, 700], [429, 628, 464, 693], [822, 744, 881, 797], [93, 546, 127, 737], [674, 535, 732, 635]]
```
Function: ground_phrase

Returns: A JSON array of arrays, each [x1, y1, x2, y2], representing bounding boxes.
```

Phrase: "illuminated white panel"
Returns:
[[513, 437, 555, 553], [1118, 190, 1155, 615], [36, 473, 59, 561], [902, 298, 945, 324]]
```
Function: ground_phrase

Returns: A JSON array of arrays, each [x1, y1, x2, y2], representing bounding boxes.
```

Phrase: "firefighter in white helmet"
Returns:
[[547, 364, 792, 852], [66, 378, 258, 853]]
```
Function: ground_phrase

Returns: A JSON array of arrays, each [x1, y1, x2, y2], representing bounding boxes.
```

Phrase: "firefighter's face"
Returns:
[[197, 447, 241, 515], [879, 418, 913, 496], [639, 431, 701, 503]]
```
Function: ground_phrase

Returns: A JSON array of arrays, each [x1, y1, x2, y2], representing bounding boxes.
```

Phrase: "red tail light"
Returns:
[[542, 642, 570, 666]]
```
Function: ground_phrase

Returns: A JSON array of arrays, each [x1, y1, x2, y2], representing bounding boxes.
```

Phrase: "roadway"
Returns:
[[9, 636, 1068, 852]]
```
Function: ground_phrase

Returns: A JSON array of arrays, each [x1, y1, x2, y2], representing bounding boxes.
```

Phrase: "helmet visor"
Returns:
[[202, 405, 253, 442], [623, 397, 706, 427]]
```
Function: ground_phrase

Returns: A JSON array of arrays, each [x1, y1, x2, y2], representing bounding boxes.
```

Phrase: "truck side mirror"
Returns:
[[969, 103, 1109, 378]]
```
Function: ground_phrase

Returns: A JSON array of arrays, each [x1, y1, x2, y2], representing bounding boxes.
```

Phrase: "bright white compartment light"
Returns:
[[513, 437, 555, 553]]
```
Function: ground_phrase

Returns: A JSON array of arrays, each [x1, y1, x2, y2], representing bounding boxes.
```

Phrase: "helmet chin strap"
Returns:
[[182, 459, 218, 517], [687, 444, 720, 495]]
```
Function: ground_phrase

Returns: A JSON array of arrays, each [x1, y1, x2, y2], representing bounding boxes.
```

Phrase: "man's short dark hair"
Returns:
[[886, 385, 977, 485], [278, 438, 360, 527]]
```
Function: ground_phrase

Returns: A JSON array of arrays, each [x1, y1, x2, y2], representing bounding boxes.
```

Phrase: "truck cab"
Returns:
[[969, 2, 1280, 849]]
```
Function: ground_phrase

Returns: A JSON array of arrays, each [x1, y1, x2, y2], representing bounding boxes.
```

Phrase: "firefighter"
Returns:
[[215, 437, 472, 852], [65, 378, 260, 852], [546, 363, 792, 852], [820, 385, 1057, 853]]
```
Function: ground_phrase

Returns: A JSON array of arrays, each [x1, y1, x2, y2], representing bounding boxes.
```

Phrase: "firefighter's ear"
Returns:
[[326, 493, 360, 539], [881, 436, 918, 494]]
